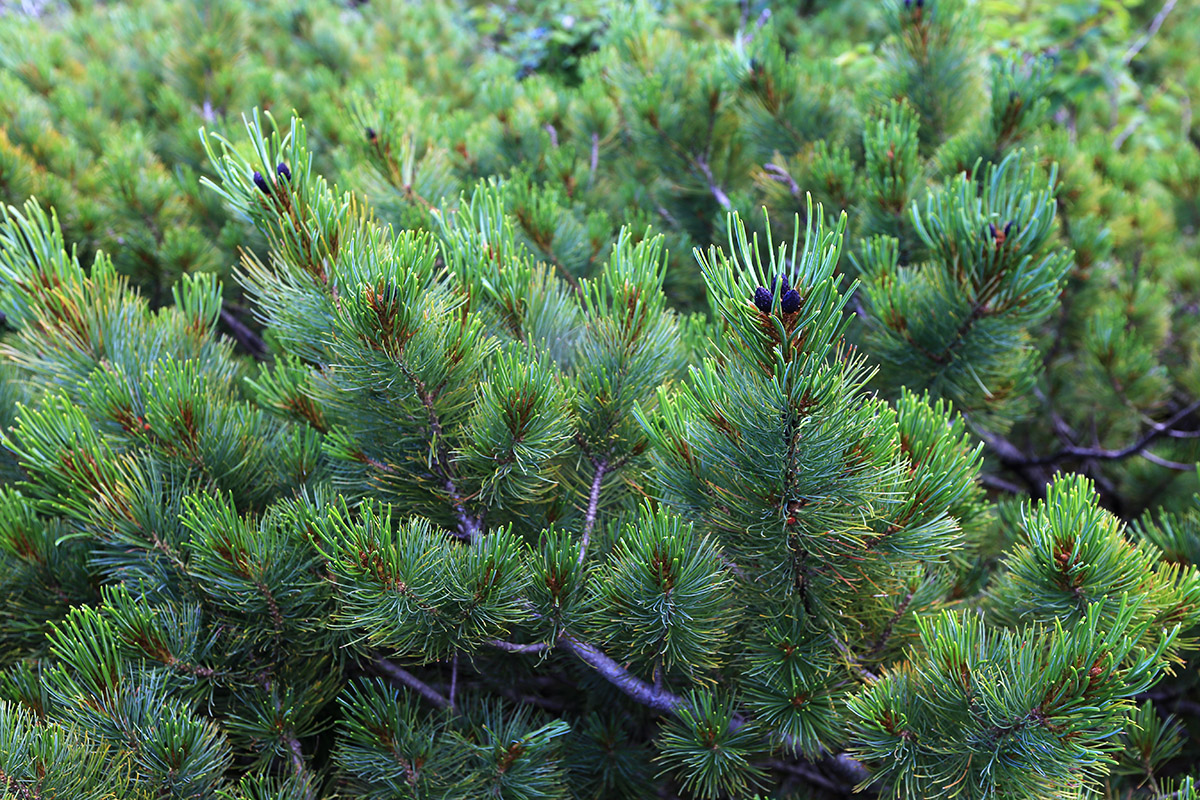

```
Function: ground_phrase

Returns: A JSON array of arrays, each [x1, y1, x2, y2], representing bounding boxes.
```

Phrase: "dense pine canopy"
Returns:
[[2, 1, 1200, 798]]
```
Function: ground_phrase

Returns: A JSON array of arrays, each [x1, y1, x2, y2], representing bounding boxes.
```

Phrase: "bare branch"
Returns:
[[286, 732, 306, 777], [979, 473, 1025, 495], [868, 590, 915, 658], [1141, 451, 1195, 471], [972, 401, 1200, 494], [1122, 0, 1178, 65], [398, 362, 481, 540], [554, 633, 686, 715], [219, 307, 268, 360], [489, 639, 551, 655], [1012, 400, 1200, 467], [587, 132, 601, 189], [695, 156, 733, 211], [579, 459, 607, 565], [1113, 116, 1143, 150], [549, 628, 872, 794], [763, 163, 801, 198], [373, 658, 450, 709]]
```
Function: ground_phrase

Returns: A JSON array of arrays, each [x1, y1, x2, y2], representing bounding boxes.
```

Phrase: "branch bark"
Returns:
[[399, 362, 481, 540], [219, 307, 268, 360], [994, 399, 1200, 468], [579, 459, 607, 565], [1122, 0, 1177, 65], [489, 639, 551, 655], [554, 632, 686, 715], [549, 631, 872, 792], [373, 658, 450, 709]]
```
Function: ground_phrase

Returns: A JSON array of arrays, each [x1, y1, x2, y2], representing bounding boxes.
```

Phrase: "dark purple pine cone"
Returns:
[[277, 162, 292, 182], [781, 289, 801, 314], [252, 171, 271, 195], [754, 286, 773, 312]]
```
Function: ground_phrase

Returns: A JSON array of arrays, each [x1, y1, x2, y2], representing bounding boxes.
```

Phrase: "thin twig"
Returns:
[[869, 590, 915, 658], [1113, 116, 1143, 150], [1122, 0, 1178, 65], [979, 473, 1024, 495], [373, 658, 450, 709], [531, 597, 868, 788], [763, 163, 801, 199], [399, 362, 481, 540], [656, 205, 681, 229], [553, 628, 871, 793], [1141, 451, 1195, 471], [579, 460, 607, 565], [554, 633, 686, 715], [219, 307, 268, 360], [489, 639, 551, 654], [271, 686, 315, 800], [829, 635, 879, 683], [286, 732, 306, 777], [695, 156, 733, 211], [1012, 400, 1200, 467], [589, 132, 600, 187], [972, 400, 1200, 496], [449, 651, 459, 712]]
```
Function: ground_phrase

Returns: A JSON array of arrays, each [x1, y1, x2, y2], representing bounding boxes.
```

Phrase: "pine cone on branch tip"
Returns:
[[276, 162, 292, 182], [781, 289, 802, 314], [252, 171, 271, 195], [754, 286, 774, 312]]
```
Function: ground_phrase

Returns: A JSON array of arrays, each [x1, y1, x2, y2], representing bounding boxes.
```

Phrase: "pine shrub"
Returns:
[[3, 0, 1200, 798]]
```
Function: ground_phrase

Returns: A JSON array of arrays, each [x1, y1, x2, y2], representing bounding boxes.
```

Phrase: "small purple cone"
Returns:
[[277, 163, 292, 182], [754, 287, 773, 312], [781, 289, 801, 314], [988, 223, 997, 239], [252, 171, 271, 195], [1004, 221, 1014, 237], [366, 127, 377, 142]]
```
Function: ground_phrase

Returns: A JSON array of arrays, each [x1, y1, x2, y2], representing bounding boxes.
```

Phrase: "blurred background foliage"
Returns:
[[3, 0, 1193, 301]]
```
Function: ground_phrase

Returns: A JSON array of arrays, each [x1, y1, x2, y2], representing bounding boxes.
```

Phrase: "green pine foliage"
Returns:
[[3, 0, 1200, 798]]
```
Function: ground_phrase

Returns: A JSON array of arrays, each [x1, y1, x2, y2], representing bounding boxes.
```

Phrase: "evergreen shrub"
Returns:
[[3, 0, 1200, 798]]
